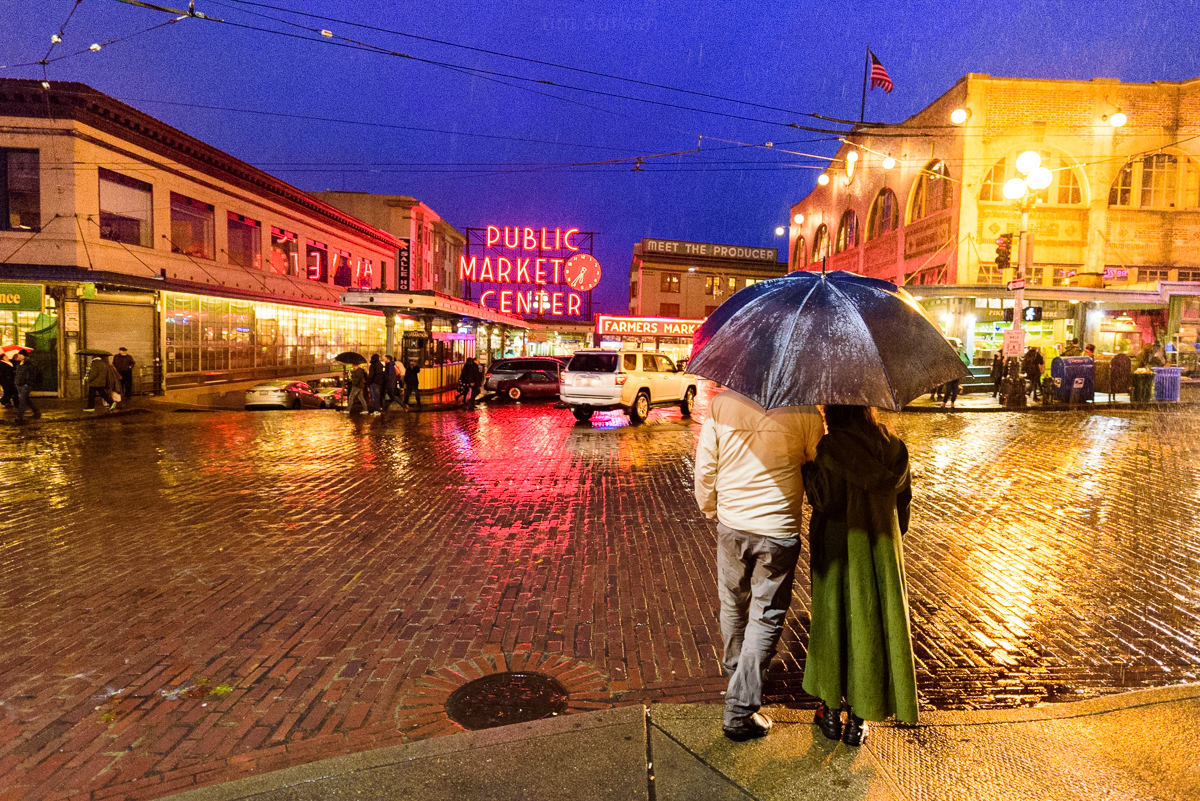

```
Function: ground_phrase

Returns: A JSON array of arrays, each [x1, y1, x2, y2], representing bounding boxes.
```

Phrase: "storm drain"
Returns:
[[444, 671, 569, 730]]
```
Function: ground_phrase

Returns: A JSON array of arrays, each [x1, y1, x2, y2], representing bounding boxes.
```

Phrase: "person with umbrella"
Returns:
[[367, 354, 385, 413], [687, 269, 966, 746], [12, 349, 42, 422], [85, 355, 118, 411], [0, 350, 17, 408], [346, 360, 370, 415]]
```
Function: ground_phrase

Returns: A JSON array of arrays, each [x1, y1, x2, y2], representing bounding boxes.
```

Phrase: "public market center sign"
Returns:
[[460, 225, 601, 318]]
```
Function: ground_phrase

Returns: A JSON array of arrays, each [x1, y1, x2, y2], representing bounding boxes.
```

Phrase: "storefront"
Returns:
[[0, 282, 57, 393], [594, 314, 705, 365]]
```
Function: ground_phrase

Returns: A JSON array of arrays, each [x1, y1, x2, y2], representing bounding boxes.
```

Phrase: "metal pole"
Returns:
[[1014, 206, 1028, 336], [860, 45, 870, 124]]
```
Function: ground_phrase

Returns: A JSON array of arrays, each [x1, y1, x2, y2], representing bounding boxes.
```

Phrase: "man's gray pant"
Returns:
[[716, 522, 801, 726]]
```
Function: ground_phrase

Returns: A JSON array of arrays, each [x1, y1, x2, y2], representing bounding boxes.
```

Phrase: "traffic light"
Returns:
[[995, 233, 1013, 271]]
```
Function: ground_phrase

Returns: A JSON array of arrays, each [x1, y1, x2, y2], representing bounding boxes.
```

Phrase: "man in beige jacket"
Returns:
[[695, 389, 824, 741]]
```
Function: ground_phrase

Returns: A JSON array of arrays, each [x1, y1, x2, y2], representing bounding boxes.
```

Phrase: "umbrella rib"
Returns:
[[768, 278, 823, 404], [825, 279, 900, 410]]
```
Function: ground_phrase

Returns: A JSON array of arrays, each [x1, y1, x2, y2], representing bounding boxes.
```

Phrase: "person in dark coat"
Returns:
[[346, 363, 369, 414], [0, 352, 16, 408], [1022, 346, 1045, 401], [403, 359, 421, 408], [989, 351, 1004, 397], [85, 356, 116, 410], [112, 347, 135, 399], [367, 354, 384, 413], [382, 355, 399, 411], [459, 357, 482, 408], [800, 405, 917, 747], [13, 350, 42, 422]]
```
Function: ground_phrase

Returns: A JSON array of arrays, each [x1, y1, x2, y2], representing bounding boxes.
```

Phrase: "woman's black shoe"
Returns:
[[843, 711, 868, 747], [814, 702, 842, 741]]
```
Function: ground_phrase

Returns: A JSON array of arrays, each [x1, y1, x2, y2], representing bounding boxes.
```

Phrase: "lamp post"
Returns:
[[1000, 151, 1052, 407]]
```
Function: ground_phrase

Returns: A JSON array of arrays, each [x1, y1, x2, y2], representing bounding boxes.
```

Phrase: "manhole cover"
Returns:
[[444, 671, 569, 730]]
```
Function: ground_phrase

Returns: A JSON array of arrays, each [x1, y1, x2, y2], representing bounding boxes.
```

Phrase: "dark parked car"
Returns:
[[494, 369, 561, 401], [484, 357, 563, 394]]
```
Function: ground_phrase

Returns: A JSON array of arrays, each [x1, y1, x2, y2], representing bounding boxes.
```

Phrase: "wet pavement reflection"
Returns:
[[1, 388, 1198, 797]]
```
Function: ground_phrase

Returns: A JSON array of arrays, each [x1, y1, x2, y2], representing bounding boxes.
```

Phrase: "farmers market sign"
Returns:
[[0, 283, 43, 312]]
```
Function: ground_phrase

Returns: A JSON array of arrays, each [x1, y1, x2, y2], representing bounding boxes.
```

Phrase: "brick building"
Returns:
[[787, 73, 1200, 360], [629, 237, 786, 319]]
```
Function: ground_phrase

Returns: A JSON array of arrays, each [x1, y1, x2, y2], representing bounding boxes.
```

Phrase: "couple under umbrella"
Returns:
[[689, 270, 968, 747]]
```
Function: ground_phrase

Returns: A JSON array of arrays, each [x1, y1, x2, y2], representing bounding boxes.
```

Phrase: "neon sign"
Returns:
[[461, 224, 600, 319], [597, 315, 705, 337]]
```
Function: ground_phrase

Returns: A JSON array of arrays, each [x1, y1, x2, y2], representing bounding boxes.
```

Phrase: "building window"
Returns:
[[1, 149, 40, 231], [660, 272, 681, 293], [705, 304, 719, 316], [98, 168, 152, 247], [356, 257, 373, 288], [912, 160, 953, 219], [704, 276, 721, 296], [629, 281, 638, 300], [981, 152, 1085, 206], [728, 277, 737, 292], [1109, 152, 1200, 209], [169, 192, 215, 259], [1177, 270, 1200, 282], [979, 159, 1006, 203], [744, 278, 758, 287], [1142, 154, 1178, 207], [659, 303, 680, 317], [812, 224, 829, 262], [306, 239, 328, 282], [791, 236, 807, 270], [1141, 268, 1169, 282], [1057, 166, 1083, 204], [227, 212, 262, 269], [270, 227, 298, 275], [332, 248, 353, 287], [866, 188, 899, 240], [834, 209, 859, 253], [1109, 163, 1133, 206]]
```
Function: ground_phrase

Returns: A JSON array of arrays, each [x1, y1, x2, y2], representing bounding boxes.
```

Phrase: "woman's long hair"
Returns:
[[823, 404, 891, 439]]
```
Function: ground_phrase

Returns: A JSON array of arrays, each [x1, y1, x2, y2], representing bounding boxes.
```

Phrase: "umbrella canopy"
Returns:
[[76, 348, 112, 357], [688, 270, 970, 411], [0, 344, 32, 356], [334, 351, 367, 365]]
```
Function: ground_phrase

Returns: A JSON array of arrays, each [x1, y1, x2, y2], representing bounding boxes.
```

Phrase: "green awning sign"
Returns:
[[0, 284, 43, 312]]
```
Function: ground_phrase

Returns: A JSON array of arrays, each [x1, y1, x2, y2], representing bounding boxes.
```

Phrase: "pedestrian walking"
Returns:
[[382, 355, 399, 411], [403, 359, 421, 408], [347, 362, 370, 414], [0, 352, 16, 408], [1062, 338, 1082, 356], [12, 350, 42, 422], [367, 353, 384, 413], [85, 356, 118, 410], [1083, 343, 1096, 359], [1022, 346, 1045, 401], [989, 351, 1004, 397], [801, 404, 918, 747], [694, 390, 824, 742], [940, 346, 969, 408], [459, 356, 482, 408], [112, 347, 135, 399]]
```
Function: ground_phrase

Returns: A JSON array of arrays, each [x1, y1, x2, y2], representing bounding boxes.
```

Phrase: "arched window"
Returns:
[[791, 236, 808, 271], [1109, 152, 1200, 208], [834, 210, 859, 254], [979, 150, 1087, 206], [909, 160, 953, 221], [866, 188, 899, 240], [812, 225, 829, 262]]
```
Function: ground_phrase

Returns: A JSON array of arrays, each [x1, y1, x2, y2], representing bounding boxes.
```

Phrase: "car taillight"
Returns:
[[615, 374, 628, 385]]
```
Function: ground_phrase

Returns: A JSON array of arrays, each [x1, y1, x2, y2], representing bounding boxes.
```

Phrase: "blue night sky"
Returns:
[[4, 0, 1200, 313]]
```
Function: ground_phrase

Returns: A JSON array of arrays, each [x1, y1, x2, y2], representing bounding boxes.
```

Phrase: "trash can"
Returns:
[[1050, 356, 1094, 403], [1131, 371, 1154, 402], [1152, 366, 1183, 402]]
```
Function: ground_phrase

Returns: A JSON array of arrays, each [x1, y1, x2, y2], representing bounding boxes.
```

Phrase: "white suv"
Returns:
[[559, 349, 698, 424]]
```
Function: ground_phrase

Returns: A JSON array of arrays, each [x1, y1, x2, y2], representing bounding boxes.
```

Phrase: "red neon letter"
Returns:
[[567, 293, 581, 316], [551, 258, 563, 284], [551, 292, 564, 315], [516, 258, 532, 283], [480, 290, 496, 308], [479, 257, 495, 282], [500, 290, 513, 314], [523, 227, 537, 250], [555, 227, 562, 249], [459, 255, 477, 281], [486, 225, 500, 248], [517, 291, 532, 314], [564, 228, 580, 251], [534, 258, 547, 283], [498, 257, 513, 283], [540, 227, 551, 249], [504, 227, 519, 249]]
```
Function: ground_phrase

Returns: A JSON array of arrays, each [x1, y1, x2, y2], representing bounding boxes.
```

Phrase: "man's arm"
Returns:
[[693, 415, 719, 519]]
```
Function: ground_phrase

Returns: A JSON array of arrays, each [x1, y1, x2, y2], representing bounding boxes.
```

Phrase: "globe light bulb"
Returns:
[[1109, 111, 1127, 128], [817, 173, 830, 186], [1003, 177, 1029, 200], [846, 150, 859, 163], [1015, 151, 1041, 175], [882, 156, 896, 169], [1026, 166, 1053, 190], [950, 108, 969, 125], [775, 226, 786, 236], [793, 213, 804, 225]]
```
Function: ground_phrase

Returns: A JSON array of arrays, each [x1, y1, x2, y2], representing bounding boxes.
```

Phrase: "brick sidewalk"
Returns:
[[1, 393, 1198, 798]]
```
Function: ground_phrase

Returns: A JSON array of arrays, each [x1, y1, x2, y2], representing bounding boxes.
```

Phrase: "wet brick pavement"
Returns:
[[1, 389, 1199, 799]]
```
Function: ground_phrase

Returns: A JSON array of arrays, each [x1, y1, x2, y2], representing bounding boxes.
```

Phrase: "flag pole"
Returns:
[[859, 44, 869, 124]]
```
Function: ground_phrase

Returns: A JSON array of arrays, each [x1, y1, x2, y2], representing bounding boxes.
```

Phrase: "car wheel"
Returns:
[[572, 407, 592, 422], [507, 386, 522, 400], [319, 401, 327, 409], [291, 398, 302, 410], [679, 386, 696, 416], [630, 391, 650, 424]]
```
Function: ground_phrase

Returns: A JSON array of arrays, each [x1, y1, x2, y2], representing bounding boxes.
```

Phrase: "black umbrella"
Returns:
[[334, 351, 367, 365], [688, 270, 970, 411], [76, 348, 112, 357]]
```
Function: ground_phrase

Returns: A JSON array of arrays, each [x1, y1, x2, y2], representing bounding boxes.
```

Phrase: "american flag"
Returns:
[[869, 51, 893, 93]]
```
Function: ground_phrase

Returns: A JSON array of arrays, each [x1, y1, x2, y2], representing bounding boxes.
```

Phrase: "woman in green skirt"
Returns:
[[800, 405, 918, 746]]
